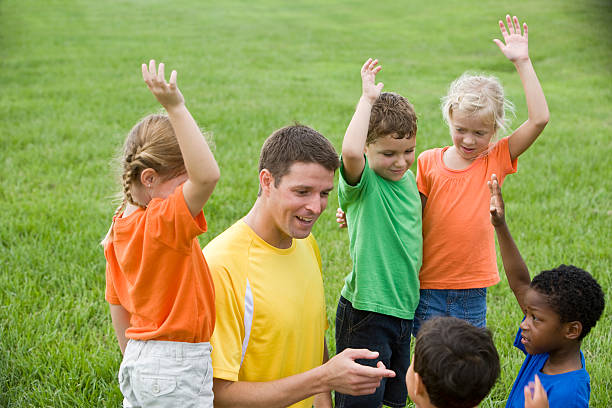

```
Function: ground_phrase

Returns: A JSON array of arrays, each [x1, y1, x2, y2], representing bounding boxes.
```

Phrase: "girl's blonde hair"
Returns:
[[101, 114, 185, 246], [441, 73, 515, 139]]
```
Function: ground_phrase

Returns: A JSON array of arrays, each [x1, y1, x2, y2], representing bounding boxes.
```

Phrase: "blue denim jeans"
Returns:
[[335, 296, 412, 408], [411, 288, 487, 336]]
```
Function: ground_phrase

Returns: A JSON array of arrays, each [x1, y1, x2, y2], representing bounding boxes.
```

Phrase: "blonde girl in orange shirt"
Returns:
[[411, 15, 549, 334], [103, 60, 219, 407]]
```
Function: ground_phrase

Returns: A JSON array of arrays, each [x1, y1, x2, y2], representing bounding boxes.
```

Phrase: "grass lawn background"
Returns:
[[1, 0, 610, 406]]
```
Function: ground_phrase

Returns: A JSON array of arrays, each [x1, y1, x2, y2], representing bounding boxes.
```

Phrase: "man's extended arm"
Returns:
[[212, 348, 395, 408]]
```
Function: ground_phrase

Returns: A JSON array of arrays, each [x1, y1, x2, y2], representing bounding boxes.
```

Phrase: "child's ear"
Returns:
[[140, 168, 157, 187], [412, 372, 430, 401], [565, 321, 583, 341]]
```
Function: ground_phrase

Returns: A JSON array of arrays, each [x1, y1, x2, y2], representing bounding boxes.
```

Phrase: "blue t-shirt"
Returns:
[[506, 325, 590, 408]]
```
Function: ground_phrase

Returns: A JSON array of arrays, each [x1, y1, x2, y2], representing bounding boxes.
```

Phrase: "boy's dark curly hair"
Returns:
[[531, 264, 605, 340], [414, 317, 500, 408]]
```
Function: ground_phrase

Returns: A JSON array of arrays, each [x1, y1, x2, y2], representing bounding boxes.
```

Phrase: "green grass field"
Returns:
[[1, 0, 610, 406]]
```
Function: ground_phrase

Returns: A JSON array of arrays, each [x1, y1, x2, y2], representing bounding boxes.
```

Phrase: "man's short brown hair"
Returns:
[[259, 124, 340, 188], [366, 92, 417, 145]]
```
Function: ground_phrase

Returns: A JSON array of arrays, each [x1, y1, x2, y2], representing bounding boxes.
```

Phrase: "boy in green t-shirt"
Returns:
[[335, 58, 422, 408]]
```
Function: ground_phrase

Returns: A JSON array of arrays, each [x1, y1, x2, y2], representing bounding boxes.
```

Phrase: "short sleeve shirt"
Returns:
[[416, 137, 517, 289], [506, 324, 590, 408], [104, 184, 215, 342], [338, 158, 422, 318], [203, 220, 327, 408]]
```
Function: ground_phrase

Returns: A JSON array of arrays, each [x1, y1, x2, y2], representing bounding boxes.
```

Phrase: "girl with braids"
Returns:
[[102, 60, 219, 407]]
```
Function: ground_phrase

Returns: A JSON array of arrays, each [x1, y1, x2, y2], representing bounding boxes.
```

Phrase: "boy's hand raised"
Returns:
[[493, 15, 529, 63], [488, 174, 506, 227], [142, 59, 185, 110], [361, 58, 384, 105], [524, 375, 549, 408]]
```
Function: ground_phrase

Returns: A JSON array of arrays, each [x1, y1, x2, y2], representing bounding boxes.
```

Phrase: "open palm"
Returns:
[[494, 15, 529, 63]]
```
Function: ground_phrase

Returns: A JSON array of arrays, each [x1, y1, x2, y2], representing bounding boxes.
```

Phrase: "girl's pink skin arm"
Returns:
[[494, 15, 549, 160]]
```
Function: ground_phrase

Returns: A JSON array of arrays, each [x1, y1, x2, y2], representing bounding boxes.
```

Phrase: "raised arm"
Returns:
[[341, 58, 384, 185], [488, 174, 531, 312], [142, 60, 220, 217], [494, 15, 549, 161], [212, 348, 395, 408]]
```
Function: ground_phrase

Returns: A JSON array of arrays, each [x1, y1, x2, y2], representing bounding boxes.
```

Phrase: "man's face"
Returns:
[[265, 162, 334, 247]]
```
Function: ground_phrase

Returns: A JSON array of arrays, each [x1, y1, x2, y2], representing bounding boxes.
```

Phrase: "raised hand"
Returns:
[[142, 59, 185, 110], [493, 15, 529, 63], [361, 58, 384, 104], [524, 375, 549, 408], [488, 174, 505, 227], [336, 207, 347, 229]]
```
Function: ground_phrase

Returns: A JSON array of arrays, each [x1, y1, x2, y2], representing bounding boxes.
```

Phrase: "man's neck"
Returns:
[[244, 199, 293, 249]]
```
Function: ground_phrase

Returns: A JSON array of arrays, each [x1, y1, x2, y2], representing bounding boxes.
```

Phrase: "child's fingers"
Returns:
[[157, 63, 165, 83], [506, 15, 514, 35], [361, 58, 373, 73], [533, 375, 545, 399], [169, 70, 177, 88], [142, 63, 150, 82], [513, 16, 521, 34], [149, 59, 156, 77], [498, 20, 508, 42], [492, 38, 505, 51], [524, 384, 533, 403], [523, 23, 528, 40]]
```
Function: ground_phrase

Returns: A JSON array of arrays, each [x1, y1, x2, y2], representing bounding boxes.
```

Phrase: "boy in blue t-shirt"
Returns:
[[334, 58, 422, 408], [488, 174, 605, 408]]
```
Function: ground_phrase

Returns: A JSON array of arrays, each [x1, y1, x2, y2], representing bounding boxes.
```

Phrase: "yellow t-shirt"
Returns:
[[203, 220, 327, 408]]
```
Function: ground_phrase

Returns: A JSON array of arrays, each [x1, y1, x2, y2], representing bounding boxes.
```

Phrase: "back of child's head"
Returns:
[[366, 92, 417, 145], [442, 73, 514, 139], [530, 264, 605, 340], [120, 114, 185, 207], [414, 316, 500, 408], [259, 123, 339, 188]]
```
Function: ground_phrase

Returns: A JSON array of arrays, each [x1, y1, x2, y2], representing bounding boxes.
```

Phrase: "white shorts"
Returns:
[[118, 339, 213, 408]]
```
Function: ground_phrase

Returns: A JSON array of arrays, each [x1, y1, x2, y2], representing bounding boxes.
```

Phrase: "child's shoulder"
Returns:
[[417, 146, 446, 163]]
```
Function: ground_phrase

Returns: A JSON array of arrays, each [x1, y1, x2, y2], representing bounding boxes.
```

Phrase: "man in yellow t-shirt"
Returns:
[[204, 125, 396, 408]]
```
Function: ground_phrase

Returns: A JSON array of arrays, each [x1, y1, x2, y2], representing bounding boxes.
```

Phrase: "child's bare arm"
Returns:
[[494, 15, 549, 161], [142, 60, 220, 217], [489, 174, 531, 312], [110, 304, 131, 355], [341, 58, 384, 185]]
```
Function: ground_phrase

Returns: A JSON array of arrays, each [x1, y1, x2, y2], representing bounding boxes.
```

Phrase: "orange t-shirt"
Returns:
[[416, 137, 517, 289], [104, 184, 215, 342]]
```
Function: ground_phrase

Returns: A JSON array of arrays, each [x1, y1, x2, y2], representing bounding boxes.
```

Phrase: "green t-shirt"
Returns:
[[338, 157, 422, 319]]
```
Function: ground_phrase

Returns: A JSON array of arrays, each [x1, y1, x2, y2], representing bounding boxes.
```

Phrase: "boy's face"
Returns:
[[519, 288, 567, 355], [449, 110, 496, 160], [365, 134, 416, 181]]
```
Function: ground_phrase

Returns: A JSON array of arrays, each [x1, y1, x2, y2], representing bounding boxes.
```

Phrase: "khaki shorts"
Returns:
[[119, 339, 213, 408]]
